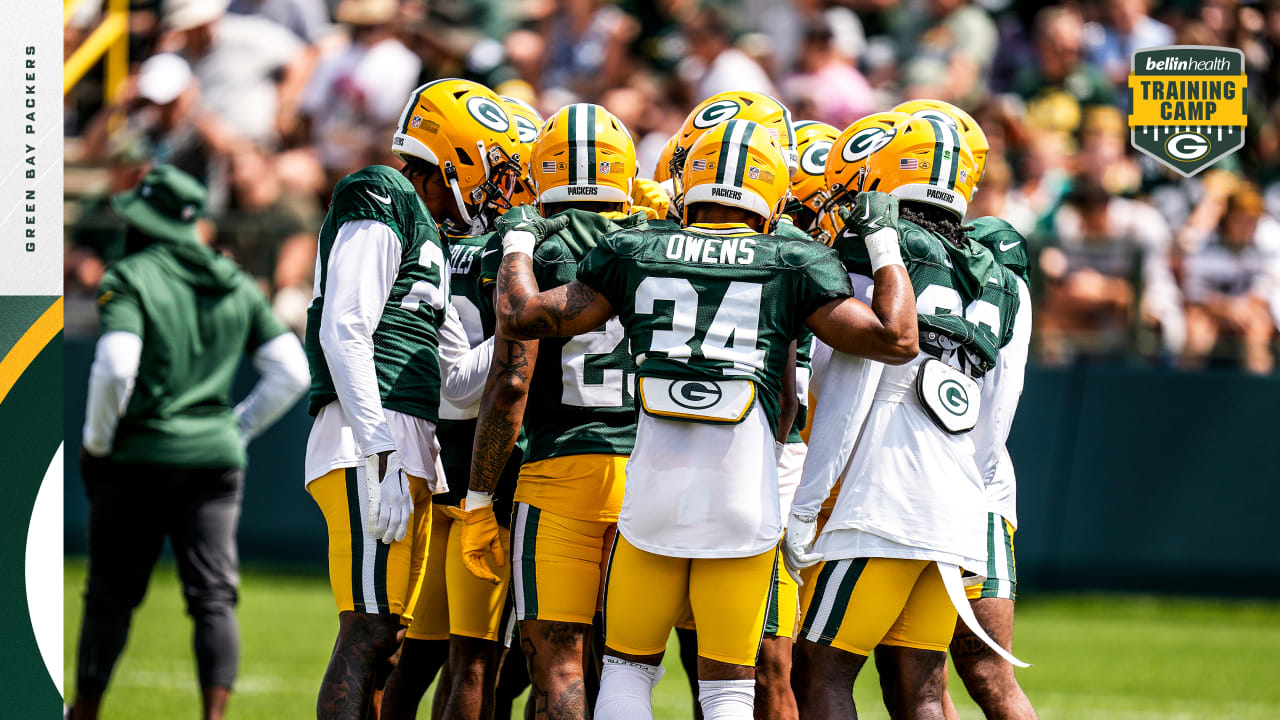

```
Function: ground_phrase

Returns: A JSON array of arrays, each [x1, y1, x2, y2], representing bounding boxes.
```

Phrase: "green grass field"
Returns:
[[63, 559, 1280, 719]]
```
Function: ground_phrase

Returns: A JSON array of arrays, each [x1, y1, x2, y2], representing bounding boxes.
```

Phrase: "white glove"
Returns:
[[782, 512, 823, 583], [364, 450, 413, 544]]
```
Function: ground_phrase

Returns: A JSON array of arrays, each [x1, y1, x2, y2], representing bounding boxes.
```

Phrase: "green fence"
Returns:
[[62, 337, 1280, 596]]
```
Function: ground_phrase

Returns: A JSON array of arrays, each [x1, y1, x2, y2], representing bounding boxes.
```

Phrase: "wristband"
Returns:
[[464, 490, 494, 511], [502, 230, 536, 257], [864, 227, 904, 273]]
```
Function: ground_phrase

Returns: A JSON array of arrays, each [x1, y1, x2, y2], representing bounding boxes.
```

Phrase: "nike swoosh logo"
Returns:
[[998, 239, 1019, 252], [481, 248, 501, 258], [862, 204, 872, 220], [367, 190, 392, 205]]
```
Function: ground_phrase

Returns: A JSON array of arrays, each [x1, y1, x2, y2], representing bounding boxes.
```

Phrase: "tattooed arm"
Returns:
[[468, 329, 538, 495], [496, 252, 615, 340]]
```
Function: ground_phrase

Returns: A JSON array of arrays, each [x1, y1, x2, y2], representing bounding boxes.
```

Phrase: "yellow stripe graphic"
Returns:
[[0, 297, 63, 406]]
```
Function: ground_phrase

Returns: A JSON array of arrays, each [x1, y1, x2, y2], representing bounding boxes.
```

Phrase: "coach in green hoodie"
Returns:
[[71, 166, 310, 720]]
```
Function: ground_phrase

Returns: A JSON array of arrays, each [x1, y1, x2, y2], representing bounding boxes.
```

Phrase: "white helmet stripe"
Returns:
[[574, 103, 591, 185]]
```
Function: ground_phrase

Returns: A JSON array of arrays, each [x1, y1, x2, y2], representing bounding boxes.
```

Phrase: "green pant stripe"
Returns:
[[373, 528, 390, 611], [521, 505, 541, 618], [344, 468, 363, 609], [763, 555, 781, 636], [800, 561, 838, 634], [820, 557, 868, 642], [987, 512, 999, 578]]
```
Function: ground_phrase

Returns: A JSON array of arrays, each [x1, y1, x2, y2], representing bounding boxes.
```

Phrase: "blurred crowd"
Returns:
[[63, 0, 1280, 374]]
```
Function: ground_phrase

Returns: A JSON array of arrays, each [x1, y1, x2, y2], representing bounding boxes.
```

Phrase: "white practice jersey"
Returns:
[[968, 277, 1032, 528], [622, 402, 781, 559], [813, 354, 987, 573]]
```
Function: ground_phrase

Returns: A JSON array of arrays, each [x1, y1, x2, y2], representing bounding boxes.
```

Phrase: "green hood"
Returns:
[[145, 236, 242, 295]]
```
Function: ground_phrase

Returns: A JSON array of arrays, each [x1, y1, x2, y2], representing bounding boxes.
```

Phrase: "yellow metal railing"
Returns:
[[64, 0, 129, 104]]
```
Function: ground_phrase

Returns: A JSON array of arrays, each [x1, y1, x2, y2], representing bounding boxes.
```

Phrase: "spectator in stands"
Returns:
[[160, 0, 313, 149], [1014, 5, 1116, 138], [214, 142, 318, 293], [541, 0, 641, 100], [229, 0, 332, 46], [1180, 184, 1280, 374], [82, 53, 216, 183], [1084, 0, 1174, 92], [680, 7, 778, 99], [1039, 175, 1179, 362], [300, 0, 421, 184], [1077, 106, 1142, 197], [783, 19, 875, 128], [893, 0, 997, 104]]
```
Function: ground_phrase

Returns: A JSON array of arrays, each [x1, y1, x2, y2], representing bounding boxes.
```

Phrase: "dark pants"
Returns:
[[76, 458, 244, 697]]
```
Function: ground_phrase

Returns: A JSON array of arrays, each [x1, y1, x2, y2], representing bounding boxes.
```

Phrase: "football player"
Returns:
[[893, 98, 1037, 720], [658, 91, 807, 720], [447, 103, 654, 720], [302, 78, 517, 719], [786, 116, 1027, 720], [381, 92, 544, 720], [488, 118, 919, 720]]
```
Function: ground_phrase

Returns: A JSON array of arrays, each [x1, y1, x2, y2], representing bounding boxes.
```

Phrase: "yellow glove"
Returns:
[[443, 495, 506, 585]]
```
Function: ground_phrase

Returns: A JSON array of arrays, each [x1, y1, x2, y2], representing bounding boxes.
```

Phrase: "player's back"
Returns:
[[304, 164, 449, 422], [580, 221, 849, 434], [817, 219, 1019, 571]]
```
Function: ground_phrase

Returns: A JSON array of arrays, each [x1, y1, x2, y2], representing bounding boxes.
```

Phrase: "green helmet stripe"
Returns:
[[946, 122, 961, 188], [399, 78, 449, 134], [567, 105, 579, 184], [715, 123, 734, 184], [733, 120, 757, 185], [586, 104, 597, 184], [927, 118, 945, 186]]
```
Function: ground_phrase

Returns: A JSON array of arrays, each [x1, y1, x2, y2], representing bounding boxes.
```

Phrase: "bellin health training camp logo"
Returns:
[[1128, 45, 1247, 177]]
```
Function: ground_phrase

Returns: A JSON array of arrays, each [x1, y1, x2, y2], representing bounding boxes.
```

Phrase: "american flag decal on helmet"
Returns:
[[900, 158, 918, 170], [692, 159, 708, 171], [542, 161, 557, 174]]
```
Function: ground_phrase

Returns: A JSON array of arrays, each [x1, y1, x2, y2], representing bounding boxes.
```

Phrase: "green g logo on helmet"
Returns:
[[693, 100, 742, 129], [514, 115, 540, 143], [799, 141, 832, 176], [841, 127, 896, 163], [467, 96, 511, 132]]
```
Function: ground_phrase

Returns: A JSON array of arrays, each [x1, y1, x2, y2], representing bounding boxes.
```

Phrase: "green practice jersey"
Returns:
[[436, 230, 525, 514], [968, 216, 1031, 287], [305, 165, 450, 422], [834, 218, 1021, 377], [445, 231, 496, 342], [97, 236, 287, 468], [775, 217, 816, 442], [577, 223, 853, 435], [482, 208, 651, 463]]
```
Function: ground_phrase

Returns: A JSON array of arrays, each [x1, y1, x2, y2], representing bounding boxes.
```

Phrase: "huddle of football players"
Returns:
[[302, 77, 1036, 720]]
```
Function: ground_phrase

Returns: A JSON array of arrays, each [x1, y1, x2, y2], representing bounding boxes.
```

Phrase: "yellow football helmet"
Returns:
[[393, 79, 522, 229], [653, 133, 678, 184], [863, 116, 976, 218], [530, 103, 635, 206], [789, 120, 839, 238], [671, 92, 798, 217], [892, 99, 988, 196], [818, 112, 911, 239], [681, 118, 790, 226], [631, 177, 671, 220], [500, 95, 544, 207]]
